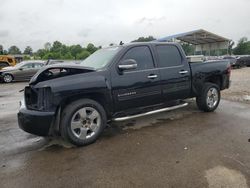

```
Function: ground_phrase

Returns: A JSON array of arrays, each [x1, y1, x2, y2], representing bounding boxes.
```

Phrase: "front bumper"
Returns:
[[0, 74, 4, 82], [17, 99, 55, 136]]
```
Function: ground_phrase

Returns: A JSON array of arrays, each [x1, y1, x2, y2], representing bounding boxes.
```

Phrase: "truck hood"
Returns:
[[29, 63, 95, 85]]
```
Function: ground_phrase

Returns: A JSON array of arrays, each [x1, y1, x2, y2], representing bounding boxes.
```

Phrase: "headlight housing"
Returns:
[[25, 86, 53, 111]]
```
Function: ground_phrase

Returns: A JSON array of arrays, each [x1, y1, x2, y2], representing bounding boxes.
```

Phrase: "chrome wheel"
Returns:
[[3, 74, 13, 83], [206, 88, 219, 108], [70, 107, 101, 140]]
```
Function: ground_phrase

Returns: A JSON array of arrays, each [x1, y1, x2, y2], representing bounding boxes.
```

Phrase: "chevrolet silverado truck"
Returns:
[[18, 42, 231, 146]]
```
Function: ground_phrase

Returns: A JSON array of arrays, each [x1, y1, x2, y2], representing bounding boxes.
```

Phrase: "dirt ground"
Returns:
[[222, 67, 250, 103]]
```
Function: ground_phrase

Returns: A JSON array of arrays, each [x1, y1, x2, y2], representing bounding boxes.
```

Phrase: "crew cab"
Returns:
[[18, 42, 231, 146]]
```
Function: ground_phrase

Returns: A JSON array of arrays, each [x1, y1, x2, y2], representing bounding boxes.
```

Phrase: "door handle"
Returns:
[[147, 74, 158, 79], [179, 70, 188, 74]]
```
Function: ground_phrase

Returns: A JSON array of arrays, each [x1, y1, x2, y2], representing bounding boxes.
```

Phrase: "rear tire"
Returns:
[[3, 74, 13, 83], [196, 83, 220, 112], [60, 99, 107, 146]]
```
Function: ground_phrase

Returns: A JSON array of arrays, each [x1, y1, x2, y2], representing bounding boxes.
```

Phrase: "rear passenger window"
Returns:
[[121, 46, 154, 71], [22, 63, 33, 69], [156, 45, 182, 67], [33, 63, 44, 68]]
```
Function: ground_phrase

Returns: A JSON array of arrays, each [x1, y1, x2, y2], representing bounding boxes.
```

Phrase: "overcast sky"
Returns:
[[1, 0, 250, 51]]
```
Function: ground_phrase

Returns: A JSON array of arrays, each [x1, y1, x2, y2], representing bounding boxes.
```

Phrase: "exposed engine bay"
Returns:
[[29, 64, 95, 85]]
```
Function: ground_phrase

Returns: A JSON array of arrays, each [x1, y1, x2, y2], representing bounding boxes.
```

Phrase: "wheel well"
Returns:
[[3, 73, 14, 81], [52, 93, 112, 135], [4, 73, 13, 77], [60, 93, 111, 118], [205, 76, 222, 89]]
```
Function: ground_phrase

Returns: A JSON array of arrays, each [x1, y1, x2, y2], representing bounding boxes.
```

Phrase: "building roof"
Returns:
[[156, 29, 230, 45]]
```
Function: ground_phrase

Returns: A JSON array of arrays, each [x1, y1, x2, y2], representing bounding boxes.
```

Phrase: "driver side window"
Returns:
[[21, 63, 33, 69], [121, 46, 154, 71]]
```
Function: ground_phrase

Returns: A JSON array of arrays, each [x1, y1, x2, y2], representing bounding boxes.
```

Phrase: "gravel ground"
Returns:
[[222, 67, 250, 103]]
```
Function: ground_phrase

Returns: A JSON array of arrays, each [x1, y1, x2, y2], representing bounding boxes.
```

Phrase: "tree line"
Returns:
[[0, 41, 100, 60], [0, 36, 250, 60]]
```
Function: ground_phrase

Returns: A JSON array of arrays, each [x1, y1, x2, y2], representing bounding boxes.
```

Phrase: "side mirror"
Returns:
[[118, 59, 137, 71]]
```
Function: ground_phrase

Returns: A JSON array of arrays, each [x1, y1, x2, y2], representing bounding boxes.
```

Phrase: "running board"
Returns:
[[113, 102, 188, 122]]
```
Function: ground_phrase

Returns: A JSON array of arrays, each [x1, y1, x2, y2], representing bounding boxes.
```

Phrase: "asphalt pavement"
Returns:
[[1, 82, 250, 188]]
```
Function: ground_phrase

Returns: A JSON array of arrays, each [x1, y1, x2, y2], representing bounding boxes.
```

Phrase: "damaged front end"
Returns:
[[25, 86, 53, 111], [29, 64, 95, 85], [18, 64, 95, 136], [18, 85, 57, 136]]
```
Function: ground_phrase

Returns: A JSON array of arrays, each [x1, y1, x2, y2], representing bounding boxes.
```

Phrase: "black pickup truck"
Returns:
[[18, 42, 231, 146]]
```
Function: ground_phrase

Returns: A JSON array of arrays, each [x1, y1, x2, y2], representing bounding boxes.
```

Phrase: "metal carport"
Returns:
[[156, 29, 230, 55]]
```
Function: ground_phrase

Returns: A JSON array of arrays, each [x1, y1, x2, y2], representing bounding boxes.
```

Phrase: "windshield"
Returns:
[[80, 47, 122, 69]]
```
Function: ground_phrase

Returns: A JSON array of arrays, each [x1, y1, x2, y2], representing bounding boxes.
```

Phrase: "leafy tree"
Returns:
[[132, 36, 156, 42], [63, 52, 73, 60], [76, 50, 90, 60], [48, 41, 66, 59], [32, 41, 99, 60], [3, 50, 8, 55], [181, 42, 195, 55], [233, 37, 250, 55], [23, 55, 31, 60], [0, 45, 3, 55], [8, 45, 21, 54], [36, 49, 46, 59], [52, 52, 62, 59], [70, 44, 82, 59], [43, 52, 54, 60], [87, 43, 97, 53], [51, 41, 63, 53], [23, 46, 33, 55]]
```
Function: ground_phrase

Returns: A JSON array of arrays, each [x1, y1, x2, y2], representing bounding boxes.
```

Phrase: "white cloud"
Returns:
[[0, 0, 250, 50]]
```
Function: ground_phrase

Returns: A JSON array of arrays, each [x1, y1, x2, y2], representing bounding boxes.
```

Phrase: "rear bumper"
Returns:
[[17, 100, 55, 136]]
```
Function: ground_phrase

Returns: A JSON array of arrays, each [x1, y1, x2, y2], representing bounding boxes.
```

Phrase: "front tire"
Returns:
[[196, 83, 220, 112], [3, 74, 13, 83], [60, 99, 107, 146]]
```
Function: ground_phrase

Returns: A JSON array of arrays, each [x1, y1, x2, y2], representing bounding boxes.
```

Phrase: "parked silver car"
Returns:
[[0, 60, 45, 83]]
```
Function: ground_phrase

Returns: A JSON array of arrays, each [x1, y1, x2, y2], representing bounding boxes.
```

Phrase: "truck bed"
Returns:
[[189, 60, 231, 95]]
